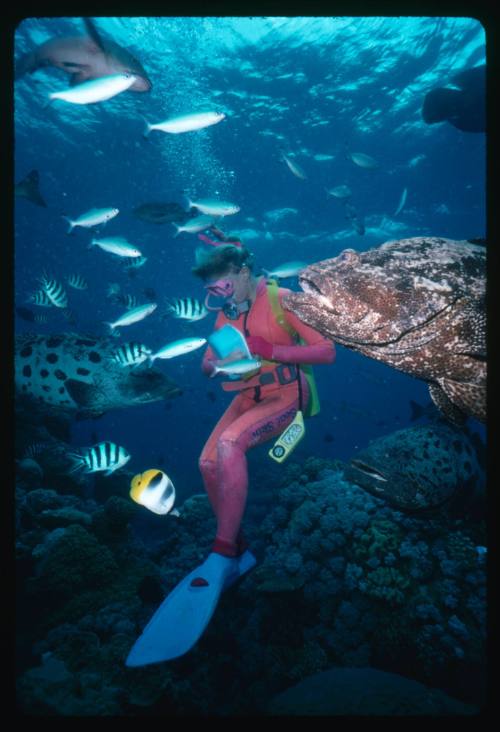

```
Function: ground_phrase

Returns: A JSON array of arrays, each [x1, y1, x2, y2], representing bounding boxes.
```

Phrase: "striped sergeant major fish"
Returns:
[[39, 274, 68, 308], [68, 441, 131, 476], [110, 342, 152, 367], [27, 289, 53, 307], [165, 297, 208, 321], [119, 294, 140, 310], [66, 273, 88, 290]]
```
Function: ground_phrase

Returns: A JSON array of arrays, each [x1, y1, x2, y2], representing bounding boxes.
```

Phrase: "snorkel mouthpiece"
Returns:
[[204, 278, 235, 298], [204, 277, 235, 311]]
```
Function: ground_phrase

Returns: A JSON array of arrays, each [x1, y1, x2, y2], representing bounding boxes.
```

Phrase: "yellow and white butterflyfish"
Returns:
[[130, 469, 180, 516]]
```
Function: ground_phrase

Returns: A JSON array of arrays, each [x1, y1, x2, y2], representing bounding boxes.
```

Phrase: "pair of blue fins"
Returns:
[[127, 325, 256, 667]]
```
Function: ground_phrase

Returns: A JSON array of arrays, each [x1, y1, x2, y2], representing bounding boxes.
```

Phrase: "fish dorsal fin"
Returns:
[[83, 17, 107, 54]]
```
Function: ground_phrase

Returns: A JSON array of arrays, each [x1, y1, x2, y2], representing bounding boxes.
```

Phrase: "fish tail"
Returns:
[[62, 215, 74, 234], [141, 115, 152, 138], [262, 268, 270, 278], [147, 355, 155, 367], [104, 321, 115, 333], [66, 452, 85, 474], [172, 223, 181, 237], [181, 193, 192, 212]]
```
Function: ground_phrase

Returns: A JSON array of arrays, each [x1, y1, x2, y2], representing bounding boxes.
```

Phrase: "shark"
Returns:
[[284, 237, 486, 424], [15, 17, 151, 92]]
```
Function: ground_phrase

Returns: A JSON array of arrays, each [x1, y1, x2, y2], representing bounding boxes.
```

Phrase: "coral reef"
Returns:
[[16, 455, 487, 715]]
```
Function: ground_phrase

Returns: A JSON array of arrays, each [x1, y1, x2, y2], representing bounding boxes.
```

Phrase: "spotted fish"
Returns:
[[15, 333, 181, 418], [284, 237, 486, 423], [344, 423, 484, 513]]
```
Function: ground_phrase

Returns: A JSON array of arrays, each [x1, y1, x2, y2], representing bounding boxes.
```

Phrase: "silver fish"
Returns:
[[348, 151, 379, 169], [64, 207, 119, 234], [281, 151, 307, 179], [149, 337, 207, 362], [91, 236, 142, 258], [106, 303, 157, 330], [326, 185, 352, 199], [172, 215, 215, 237], [212, 357, 261, 377], [262, 262, 307, 279], [185, 197, 240, 217], [143, 111, 225, 136], [49, 72, 137, 105]]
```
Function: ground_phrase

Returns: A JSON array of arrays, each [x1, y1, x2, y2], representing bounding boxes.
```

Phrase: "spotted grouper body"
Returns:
[[15, 332, 181, 417], [345, 423, 484, 513], [284, 237, 486, 423]]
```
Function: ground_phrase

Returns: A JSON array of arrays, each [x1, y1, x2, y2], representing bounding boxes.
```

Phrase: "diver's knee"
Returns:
[[217, 436, 243, 460], [199, 456, 216, 476]]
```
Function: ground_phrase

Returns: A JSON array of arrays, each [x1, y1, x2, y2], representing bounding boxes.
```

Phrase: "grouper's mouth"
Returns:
[[350, 460, 387, 492], [298, 278, 341, 314]]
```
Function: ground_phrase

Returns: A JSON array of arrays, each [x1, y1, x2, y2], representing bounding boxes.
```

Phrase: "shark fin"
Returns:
[[83, 18, 107, 54]]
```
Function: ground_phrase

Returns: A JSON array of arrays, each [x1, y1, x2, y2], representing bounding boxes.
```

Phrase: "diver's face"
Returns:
[[207, 266, 250, 303], [229, 266, 253, 303]]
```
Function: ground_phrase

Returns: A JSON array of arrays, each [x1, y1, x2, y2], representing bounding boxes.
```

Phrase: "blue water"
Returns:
[[15, 15, 486, 503]]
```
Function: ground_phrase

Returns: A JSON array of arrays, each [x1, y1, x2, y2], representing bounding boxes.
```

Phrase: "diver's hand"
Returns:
[[202, 359, 217, 377], [247, 335, 274, 360]]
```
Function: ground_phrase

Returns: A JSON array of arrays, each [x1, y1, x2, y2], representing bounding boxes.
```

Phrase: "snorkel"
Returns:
[[204, 277, 235, 311]]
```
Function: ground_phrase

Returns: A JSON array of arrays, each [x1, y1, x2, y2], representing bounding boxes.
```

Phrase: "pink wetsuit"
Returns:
[[199, 277, 335, 557]]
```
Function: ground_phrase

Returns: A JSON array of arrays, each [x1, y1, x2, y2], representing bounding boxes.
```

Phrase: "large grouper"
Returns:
[[284, 237, 486, 423], [15, 333, 181, 418]]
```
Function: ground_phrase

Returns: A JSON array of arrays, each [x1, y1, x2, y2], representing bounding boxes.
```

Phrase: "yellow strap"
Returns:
[[265, 280, 321, 417]]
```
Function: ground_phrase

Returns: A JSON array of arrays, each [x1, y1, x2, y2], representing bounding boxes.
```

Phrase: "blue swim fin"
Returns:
[[125, 550, 256, 667]]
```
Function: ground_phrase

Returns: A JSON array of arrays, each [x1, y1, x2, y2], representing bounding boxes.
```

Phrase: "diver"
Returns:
[[125, 243, 335, 667], [196, 243, 335, 562]]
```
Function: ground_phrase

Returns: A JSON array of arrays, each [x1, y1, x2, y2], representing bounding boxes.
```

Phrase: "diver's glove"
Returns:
[[246, 335, 274, 360]]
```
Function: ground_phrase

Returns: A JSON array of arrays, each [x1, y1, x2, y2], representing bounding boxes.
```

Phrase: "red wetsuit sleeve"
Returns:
[[201, 344, 217, 374], [271, 290, 336, 365]]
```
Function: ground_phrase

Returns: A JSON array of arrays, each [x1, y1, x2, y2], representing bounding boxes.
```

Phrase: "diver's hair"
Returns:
[[191, 244, 254, 280]]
